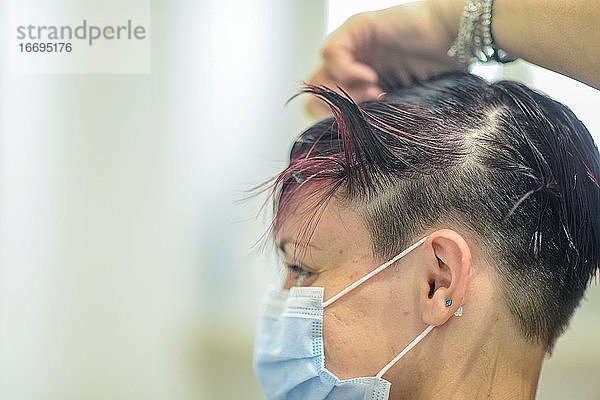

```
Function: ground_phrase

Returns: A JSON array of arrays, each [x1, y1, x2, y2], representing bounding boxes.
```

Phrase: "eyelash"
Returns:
[[285, 263, 314, 281]]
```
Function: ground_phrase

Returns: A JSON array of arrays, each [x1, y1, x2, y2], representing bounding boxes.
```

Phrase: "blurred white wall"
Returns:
[[0, 1, 204, 398], [0, 1, 325, 399]]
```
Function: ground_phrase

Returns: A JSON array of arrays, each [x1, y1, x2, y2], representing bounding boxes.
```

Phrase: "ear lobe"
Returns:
[[420, 229, 471, 326]]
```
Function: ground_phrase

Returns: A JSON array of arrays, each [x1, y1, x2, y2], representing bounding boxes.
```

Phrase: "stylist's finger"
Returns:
[[306, 64, 383, 120], [321, 43, 379, 87], [305, 64, 339, 119], [310, 62, 383, 100], [309, 63, 382, 99], [306, 96, 332, 120], [319, 12, 381, 87]]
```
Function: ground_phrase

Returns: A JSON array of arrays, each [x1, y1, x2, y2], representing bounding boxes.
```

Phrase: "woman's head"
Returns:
[[265, 72, 600, 393]]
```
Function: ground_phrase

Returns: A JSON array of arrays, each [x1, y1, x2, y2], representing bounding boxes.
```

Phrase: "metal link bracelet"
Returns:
[[447, 0, 517, 67]]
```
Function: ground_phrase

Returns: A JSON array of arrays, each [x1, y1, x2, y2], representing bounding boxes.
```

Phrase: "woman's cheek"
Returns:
[[322, 307, 367, 380]]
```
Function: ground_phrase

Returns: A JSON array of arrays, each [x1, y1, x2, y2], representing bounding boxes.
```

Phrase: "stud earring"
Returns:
[[444, 299, 452, 307]]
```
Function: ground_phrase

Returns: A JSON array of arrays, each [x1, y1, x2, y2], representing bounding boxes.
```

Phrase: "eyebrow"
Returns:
[[277, 238, 322, 254]]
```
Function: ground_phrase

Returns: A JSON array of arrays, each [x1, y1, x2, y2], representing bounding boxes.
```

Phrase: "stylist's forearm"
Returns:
[[434, 0, 600, 89], [494, 0, 599, 89]]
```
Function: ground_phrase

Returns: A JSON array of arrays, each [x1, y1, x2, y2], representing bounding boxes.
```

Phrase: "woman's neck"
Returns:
[[424, 348, 543, 400], [390, 317, 546, 400]]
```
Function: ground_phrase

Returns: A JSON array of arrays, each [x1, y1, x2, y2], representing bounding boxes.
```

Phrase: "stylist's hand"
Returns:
[[307, 0, 463, 119]]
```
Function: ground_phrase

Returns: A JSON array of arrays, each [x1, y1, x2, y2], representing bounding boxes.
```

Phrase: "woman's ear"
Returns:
[[419, 229, 471, 326]]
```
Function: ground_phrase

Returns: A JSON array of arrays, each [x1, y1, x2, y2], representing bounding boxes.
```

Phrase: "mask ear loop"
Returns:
[[376, 325, 435, 378], [323, 236, 428, 308], [376, 306, 464, 379]]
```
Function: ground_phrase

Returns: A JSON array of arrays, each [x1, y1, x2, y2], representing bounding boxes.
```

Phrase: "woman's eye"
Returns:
[[286, 263, 313, 283]]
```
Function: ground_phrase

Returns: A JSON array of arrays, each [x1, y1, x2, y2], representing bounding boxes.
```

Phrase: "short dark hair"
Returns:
[[268, 72, 600, 348]]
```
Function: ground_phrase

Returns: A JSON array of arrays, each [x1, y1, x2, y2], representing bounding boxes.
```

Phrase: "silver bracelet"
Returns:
[[447, 0, 517, 67]]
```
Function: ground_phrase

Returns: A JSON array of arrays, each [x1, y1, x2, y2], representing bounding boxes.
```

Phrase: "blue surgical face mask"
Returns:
[[253, 236, 463, 400]]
